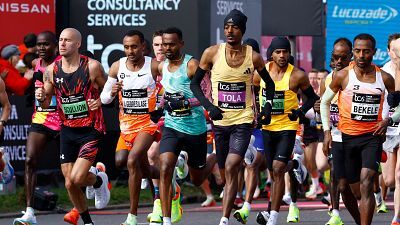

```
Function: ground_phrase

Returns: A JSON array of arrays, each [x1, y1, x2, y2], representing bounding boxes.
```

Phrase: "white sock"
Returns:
[[26, 207, 35, 215], [206, 194, 214, 199], [267, 210, 279, 225], [236, 192, 240, 198], [290, 202, 297, 207], [243, 201, 251, 211], [163, 217, 172, 225], [311, 177, 319, 187], [331, 209, 340, 217], [219, 217, 229, 225]]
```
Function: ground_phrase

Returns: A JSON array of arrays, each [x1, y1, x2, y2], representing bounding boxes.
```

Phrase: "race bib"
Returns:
[[351, 93, 381, 121], [330, 104, 339, 127], [388, 107, 399, 127], [61, 93, 89, 120], [271, 90, 285, 115], [36, 95, 57, 112], [165, 92, 191, 117], [122, 89, 148, 115], [218, 82, 246, 109]]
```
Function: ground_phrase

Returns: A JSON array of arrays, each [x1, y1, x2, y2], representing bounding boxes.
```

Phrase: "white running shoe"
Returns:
[[86, 166, 97, 200], [94, 172, 110, 209], [176, 151, 189, 179], [282, 193, 292, 205], [256, 211, 270, 225], [13, 211, 37, 225], [292, 153, 307, 184], [305, 183, 323, 200]]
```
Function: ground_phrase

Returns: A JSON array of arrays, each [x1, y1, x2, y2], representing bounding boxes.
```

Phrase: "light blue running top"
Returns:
[[161, 54, 206, 135]]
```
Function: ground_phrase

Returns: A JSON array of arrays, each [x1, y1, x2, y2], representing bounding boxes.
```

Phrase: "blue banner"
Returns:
[[326, 0, 400, 67]]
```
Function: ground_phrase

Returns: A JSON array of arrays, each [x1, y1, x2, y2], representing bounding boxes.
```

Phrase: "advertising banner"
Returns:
[[68, 0, 205, 72], [0, 0, 55, 47], [326, 0, 400, 67], [210, 0, 262, 45]]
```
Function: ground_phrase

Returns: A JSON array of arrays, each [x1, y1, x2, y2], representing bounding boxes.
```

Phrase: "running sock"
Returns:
[[26, 207, 35, 215], [236, 192, 240, 198], [243, 201, 251, 211], [93, 175, 103, 189], [331, 209, 340, 217], [290, 202, 297, 207], [311, 177, 319, 187], [219, 217, 229, 225], [154, 186, 160, 199], [374, 188, 382, 204], [163, 217, 171, 225], [80, 210, 93, 224]]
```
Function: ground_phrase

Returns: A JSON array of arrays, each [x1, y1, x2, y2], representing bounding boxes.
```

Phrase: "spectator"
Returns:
[[23, 52, 38, 70], [19, 33, 37, 60], [0, 45, 32, 95]]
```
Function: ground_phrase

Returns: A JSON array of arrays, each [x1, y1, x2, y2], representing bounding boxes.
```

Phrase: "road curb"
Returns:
[[0, 195, 204, 219]]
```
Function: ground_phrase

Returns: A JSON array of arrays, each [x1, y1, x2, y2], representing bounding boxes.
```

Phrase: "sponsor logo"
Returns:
[[55, 78, 64, 83], [332, 4, 398, 24]]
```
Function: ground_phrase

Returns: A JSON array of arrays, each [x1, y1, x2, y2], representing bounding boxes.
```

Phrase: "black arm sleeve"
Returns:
[[301, 85, 319, 113], [190, 67, 214, 110], [258, 67, 275, 101]]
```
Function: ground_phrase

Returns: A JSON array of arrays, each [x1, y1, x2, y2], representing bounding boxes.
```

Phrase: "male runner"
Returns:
[[100, 30, 161, 225], [255, 36, 318, 225], [35, 28, 110, 225], [156, 26, 217, 225], [321, 33, 394, 225], [191, 9, 275, 225], [13, 31, 63, 225], [381, 33, 400, 225], [320, 37, 361, 225]]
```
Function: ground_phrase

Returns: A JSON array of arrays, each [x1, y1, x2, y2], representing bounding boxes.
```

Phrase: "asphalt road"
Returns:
[[0, 200, 394, 225]]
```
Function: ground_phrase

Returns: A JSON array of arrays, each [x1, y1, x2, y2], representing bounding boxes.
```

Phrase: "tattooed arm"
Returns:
[[36, 63, 55, 109]]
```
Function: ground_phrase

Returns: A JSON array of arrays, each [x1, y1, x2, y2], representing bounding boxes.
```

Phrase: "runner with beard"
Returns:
[[191, 9, 275, 225]]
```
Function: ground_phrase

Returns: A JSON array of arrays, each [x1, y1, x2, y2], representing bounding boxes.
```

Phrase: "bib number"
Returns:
[[218, 82, 246, 109], [122, 89, 148, 115], [61, 93, 89, 120]]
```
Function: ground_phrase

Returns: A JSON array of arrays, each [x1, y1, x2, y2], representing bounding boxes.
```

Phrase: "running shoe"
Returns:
[[121, 213, 137, 225], [377, 200, 388, 213], [325, 214, 344, 225], [201, 196, 216, 207], [234, 197, 244, 209], [256, 211, 269, 225], [321, 192, 331, 206], [287, 204, 300, 223], [13, 212, 37, 225], [305, 184, 323, 200], [391, 222, 400, 225], [94, 171, 110, 209], [176, 151, 189, 179], [64, 207, 80, 225], [149, 199, 163, 223], [233, 206, 250, 224], [292, 154, 307, 184], [282, 193, 292, 205], [171, 184, 182, 223], [1, 149, 14, 184]]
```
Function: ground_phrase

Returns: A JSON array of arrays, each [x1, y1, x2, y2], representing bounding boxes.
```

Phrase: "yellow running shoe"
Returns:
[[171, 184, 182, 223], [377, 200, 388, 213], [287, 204, 300, 223], [233, 206, 250, 224], [149, 199, 163, 223]]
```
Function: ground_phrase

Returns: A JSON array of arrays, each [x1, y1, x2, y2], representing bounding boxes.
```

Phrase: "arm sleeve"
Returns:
[[301, 85, 319, 113], [320, 86, 336, 131], [258, 67, 275, 101], [100, 77, 117, 104], [190, 67, 214, 111], [391, 105, 400, 122]]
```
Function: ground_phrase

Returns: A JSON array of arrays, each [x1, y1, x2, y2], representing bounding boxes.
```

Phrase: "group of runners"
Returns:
[[1, 8, 400, 225]]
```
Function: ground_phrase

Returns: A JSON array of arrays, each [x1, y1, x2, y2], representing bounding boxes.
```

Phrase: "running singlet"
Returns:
[[53, 55, 104, 133], [32, 58, 61, 131], [161, 54, 206, 135], [117, 56, 157, 135], [211, 43, 254, 126], [381, 61, 399, 135], [325, 72, 342, 142], [338, 65, 385, 135], [260, 62, 298, 131]]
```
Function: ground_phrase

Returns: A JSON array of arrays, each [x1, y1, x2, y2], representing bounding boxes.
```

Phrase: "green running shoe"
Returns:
[[121, 213, 137, 225], [149, 199, 163, 223], [233, 206, 250, 224], [287, 204, 300, 223], [377, 200, 388, 213], [325, 214, 344, 225]]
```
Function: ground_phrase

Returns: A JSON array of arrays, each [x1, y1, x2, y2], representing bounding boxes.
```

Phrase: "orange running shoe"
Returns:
[[391, 222, 400, 225], [64, 208, 80, 225]]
